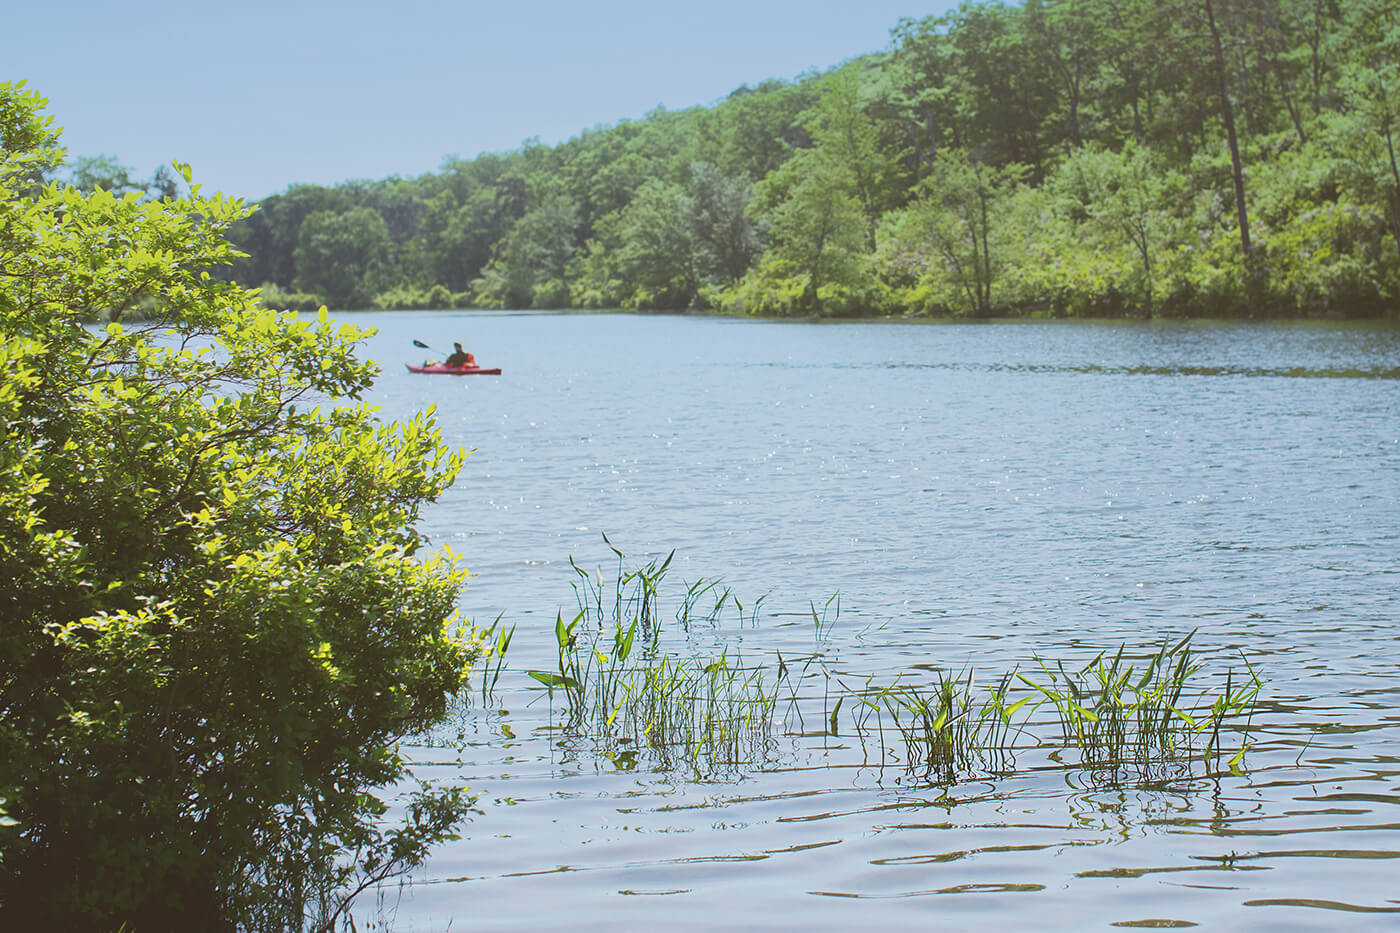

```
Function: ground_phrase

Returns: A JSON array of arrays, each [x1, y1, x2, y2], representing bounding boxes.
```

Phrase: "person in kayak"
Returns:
[[445, 342, 476, 368]]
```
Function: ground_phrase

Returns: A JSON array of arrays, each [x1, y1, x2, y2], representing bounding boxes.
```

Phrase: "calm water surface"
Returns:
[[347, 312, 1399, 930]]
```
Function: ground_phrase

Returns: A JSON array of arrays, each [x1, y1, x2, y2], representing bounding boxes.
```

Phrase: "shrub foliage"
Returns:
[[0, 83, 475, 930]]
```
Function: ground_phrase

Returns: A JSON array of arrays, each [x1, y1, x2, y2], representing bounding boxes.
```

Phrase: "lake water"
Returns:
[[347, 311, 1399, 930]]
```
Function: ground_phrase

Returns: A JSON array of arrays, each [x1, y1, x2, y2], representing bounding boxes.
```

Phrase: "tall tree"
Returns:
[[293, 207, 393, 308], [67, 154, 141, 195], [887, 13, 962, 177], [1023, 0, 1103, 150], [473, 191, 581, 308], [949, 0, 1054, 168], [1329, 0, 1400, 255], [804, 67, 908, 248], [229, 184, 351, 291], [881, 149, 1024, 316], [687, 161, 760, 285], [750, 149, 870, 315], [1200, 0, 1254, 257], [1051, 144, 1176, 316], [613, 179, 699, 308]]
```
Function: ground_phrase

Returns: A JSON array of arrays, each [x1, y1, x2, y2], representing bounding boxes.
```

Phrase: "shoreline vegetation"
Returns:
[[201, 0, 1399, 322]]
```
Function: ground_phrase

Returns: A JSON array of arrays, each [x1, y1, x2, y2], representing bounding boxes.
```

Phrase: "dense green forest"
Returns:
[[217, 0, 1399, 318]]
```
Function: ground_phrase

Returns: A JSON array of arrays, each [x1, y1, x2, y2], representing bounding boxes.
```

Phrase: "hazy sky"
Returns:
[[10, 1, 958, 201]]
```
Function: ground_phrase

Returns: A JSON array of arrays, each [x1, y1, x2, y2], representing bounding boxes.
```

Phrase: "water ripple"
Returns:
[[335, 312, 1400, 930]]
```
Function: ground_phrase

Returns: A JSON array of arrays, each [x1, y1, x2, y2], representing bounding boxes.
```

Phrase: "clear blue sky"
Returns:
[[9, 1, 957, 201]]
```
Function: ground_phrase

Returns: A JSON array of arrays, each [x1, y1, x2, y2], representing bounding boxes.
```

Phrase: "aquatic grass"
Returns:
[[510, 543, 1263, 785], [777, 650, 823, 734], [528, 548, 792, 774], [1015, 631, 1263, 779], [811, 592, 841, 644], [529, 611, 789, 775], [477, 614, 514, 706], [883, 674, 981, 782], [678, 576, 767, 628], [836, 670, 1026, 781], [607, 652, 784, 773]]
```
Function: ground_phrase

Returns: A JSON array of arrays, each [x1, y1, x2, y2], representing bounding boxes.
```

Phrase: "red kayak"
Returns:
[[406, 362, 502, 376]]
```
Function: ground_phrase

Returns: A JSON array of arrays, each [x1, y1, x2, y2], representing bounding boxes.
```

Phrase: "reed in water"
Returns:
[[502, 546, 1262, 784]]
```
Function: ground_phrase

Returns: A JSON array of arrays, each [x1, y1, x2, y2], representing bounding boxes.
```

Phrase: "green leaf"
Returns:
[[528, 670, 579, 691], [616, 620, 637, 663]]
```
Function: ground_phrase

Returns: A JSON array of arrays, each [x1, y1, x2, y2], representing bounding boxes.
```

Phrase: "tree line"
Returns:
[[205, 0, 1400, 317]]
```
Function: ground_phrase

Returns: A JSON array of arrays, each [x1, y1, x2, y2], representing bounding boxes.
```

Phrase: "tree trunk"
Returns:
[[1202, 0, 1253, 257], [1135, 226, 1154, 319], [977, 173, 992, 314], [924, 103, 939, 163], [1381, 80, 1400, 256], [1309, 0, 1323, 116], [1273, 58, 1308, 142], [806, 204, 832, 314], [907, 124, 926, 181]]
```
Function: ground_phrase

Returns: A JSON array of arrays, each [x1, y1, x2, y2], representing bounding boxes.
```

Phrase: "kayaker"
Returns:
[[445, 342, 475, 368]]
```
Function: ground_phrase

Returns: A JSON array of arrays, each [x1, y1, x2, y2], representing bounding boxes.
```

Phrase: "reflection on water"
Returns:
[[338, 312, 1400, 929]]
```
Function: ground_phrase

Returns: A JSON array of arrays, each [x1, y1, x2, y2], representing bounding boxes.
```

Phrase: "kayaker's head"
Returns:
[[454, 342, 463, 351]]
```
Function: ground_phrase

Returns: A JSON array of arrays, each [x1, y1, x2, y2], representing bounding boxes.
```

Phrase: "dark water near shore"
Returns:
[[348, 312, 1399, 930]]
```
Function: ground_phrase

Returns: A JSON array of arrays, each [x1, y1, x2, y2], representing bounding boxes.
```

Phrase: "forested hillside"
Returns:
[[226, 0, 1400, 318]]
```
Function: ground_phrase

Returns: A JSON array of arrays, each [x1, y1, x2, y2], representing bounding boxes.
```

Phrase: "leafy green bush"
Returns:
[[370, 281, 456, 310], [0, 83, 478, 930]]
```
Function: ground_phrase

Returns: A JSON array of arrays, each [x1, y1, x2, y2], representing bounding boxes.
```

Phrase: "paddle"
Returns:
[[413, 338, 452, 360]]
